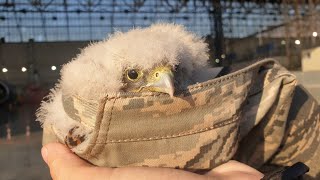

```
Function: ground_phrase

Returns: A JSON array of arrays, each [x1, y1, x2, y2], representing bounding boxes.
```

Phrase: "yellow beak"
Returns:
[[145, 67, 175, 97]]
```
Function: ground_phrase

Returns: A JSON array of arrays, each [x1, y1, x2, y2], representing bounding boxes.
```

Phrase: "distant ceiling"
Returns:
[[0, 0, 319, 42]]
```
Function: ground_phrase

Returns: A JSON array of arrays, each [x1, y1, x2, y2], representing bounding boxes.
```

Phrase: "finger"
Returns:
[[41, 143, 209, 180], [42, 143, 92, 180], [205, 160, 264, 180], [42, 143, 218, 180], [207, 170, 263, 180], [42, 143, 89, 167], [208, 160, 263, 174], [102, 167, 210, 180]]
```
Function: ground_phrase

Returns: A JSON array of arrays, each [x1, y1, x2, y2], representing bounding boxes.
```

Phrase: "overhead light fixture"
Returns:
[[313, 32, 318, 37], [215, 59, 220, 63], [295, 40, 300, 45], [281, 40, 286, 45], [51, 66, 57, 71], [221, 54, 226, 59], [21, 67, 27, 72], [2, 68, 8, 73]]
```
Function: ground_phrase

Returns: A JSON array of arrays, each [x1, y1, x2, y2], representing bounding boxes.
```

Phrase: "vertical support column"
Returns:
[[294, 0, 302, 69], [309, 0, 316, 46], [282, 0, 291, 69], [110, 0, 116, 33], [63, 0, 70, 41], [212, 0, 226, 66]]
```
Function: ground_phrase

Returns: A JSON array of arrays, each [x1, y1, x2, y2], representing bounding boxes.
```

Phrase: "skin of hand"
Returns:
[[41, 143, 264, 180]]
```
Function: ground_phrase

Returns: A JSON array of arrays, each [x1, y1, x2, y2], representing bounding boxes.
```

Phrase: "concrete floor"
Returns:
[[0, 132, 50, 180]]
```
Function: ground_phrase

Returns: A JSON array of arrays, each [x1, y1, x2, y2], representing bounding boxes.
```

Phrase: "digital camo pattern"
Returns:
[[232, 62, 320, 179], [234, 62, 297, 166], [62, 94, 99, 129], [42, 59, 320, 178], [75, 66, 254, 170], [265, 86, 320, 180]]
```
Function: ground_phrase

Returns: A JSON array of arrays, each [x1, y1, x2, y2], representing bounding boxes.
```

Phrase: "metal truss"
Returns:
[[0, 0, 319, 42]]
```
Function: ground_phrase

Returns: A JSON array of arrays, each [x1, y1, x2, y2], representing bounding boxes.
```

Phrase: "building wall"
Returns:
[[292, 71, 320, 103], [0, 42, 88, 87], [302, 47, 320, 71]]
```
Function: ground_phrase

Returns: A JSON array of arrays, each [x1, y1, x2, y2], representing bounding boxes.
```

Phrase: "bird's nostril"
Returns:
[[155, 72, 159, 77]]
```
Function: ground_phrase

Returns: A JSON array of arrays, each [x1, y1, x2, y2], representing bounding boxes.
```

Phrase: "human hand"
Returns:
[[41, 143, 263, 180]]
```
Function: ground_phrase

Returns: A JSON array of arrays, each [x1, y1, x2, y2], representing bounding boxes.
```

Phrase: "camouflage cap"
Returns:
[[42, 59, 320, 178]]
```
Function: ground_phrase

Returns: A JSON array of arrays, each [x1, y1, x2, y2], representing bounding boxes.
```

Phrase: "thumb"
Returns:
[[205, 160, 264, 180], [41, 143, 103, 180], [41, 143, 89, 166]]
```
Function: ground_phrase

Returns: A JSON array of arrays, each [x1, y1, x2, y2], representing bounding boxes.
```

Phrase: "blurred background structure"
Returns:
[[0, 0, 319, 179]]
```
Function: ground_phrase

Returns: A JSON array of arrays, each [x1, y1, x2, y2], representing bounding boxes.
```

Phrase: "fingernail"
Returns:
[[41, 146, 48, 164]]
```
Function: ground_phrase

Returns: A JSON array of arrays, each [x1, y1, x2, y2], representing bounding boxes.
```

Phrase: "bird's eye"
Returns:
[[126, 69, 142, 81]]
